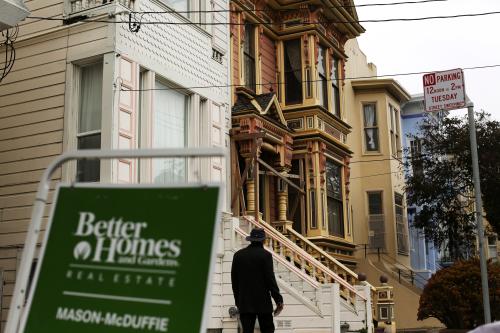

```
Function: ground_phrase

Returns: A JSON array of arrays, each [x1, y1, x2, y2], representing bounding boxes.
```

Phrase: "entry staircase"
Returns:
[[220, 215, 375, 333]]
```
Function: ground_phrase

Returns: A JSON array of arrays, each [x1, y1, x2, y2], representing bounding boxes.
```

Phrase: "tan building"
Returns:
[[343, 39, 442, 330]]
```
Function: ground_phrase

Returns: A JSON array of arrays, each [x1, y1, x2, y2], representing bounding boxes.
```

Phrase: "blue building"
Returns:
[[401, 94, 441, 287]]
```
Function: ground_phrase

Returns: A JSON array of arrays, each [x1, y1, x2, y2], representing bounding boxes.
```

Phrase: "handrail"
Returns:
[[241, 216, 366, 301], [286, 226, 359, 279], [379, 252, 428, 287], [234, 226, 320, 289]]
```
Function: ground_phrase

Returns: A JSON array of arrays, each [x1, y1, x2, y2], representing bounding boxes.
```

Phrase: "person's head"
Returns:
[[246, 228, 266, 243]]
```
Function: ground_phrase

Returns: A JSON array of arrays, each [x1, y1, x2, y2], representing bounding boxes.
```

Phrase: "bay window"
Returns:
[[284, 39, 302, 105]]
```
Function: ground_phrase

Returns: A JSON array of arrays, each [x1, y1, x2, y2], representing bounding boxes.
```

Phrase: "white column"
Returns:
[[332, 283, 340, 333]]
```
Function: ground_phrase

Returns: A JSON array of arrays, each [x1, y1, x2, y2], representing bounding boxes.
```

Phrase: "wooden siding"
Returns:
[[0, 0, 114, 323], [260, 33, 277, 94], [231, 25, 240, 87]]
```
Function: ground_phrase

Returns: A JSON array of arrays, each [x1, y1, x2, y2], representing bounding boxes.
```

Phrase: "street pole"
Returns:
[[467, 103, 491, 324]]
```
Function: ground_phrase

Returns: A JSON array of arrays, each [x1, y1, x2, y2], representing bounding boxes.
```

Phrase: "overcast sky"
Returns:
[[354, 0, 500, 120]]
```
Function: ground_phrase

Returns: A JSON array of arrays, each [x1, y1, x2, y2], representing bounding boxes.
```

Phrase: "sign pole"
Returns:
[[423, 69, 491, 323], [467, 104, 491, 324]]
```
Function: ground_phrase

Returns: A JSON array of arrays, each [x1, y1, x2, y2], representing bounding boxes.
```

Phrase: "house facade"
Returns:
[[400, 95, 440, 281], [229, 0, 365, 267], [344, 40, 411, 266], [0, 0, 230, 328], [343, 39, 442, 330]]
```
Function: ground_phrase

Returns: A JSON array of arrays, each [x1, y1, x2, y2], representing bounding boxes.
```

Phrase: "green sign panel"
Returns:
[[20, 184, 221, 333]]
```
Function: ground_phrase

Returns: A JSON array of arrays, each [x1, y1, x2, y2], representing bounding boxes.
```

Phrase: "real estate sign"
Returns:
[[19, 184, 221, 333], [423, 68, 466, 112]]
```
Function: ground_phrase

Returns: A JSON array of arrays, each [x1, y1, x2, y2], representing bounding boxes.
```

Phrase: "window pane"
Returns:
[[332, 56, 339, 87], [310, 190, 316, 228], [326, 160, 344, 237], [77, 133, 101, 182], [368, 192, 383, 215], [363, 104, 377, 126], [326, 160, 342, 199], [79, 62, 103, 133], [318, 77, 328, 108], [244, 23, 256, 91], [331, 57, 341, 117], [328, 197, 344, 237], [153, 81, 187, 183], [364, 128, 379, 151], [284, 39, 302, 104], [244, 23, 254, 54], [317, 46, 326, 75], [363, 104, 379, 151], [317, 47, 328, 108], [244, 55, 256, 91], [162, 0, 188, 13], [332, 85, 340, 117]]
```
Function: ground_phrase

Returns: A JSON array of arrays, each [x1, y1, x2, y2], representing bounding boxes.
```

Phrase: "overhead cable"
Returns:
[[135, 0, 450, 14], [26, 9, 500, 25], [116, 64, 500, 91]]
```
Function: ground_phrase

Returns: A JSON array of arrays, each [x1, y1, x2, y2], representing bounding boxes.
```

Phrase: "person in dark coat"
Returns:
[[231, 228, 284, 333]]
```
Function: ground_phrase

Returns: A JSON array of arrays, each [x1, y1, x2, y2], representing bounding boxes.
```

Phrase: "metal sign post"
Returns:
[[423, 71, 491, 323], [5, 148, 227, 333], [467, 104, 491, 324]]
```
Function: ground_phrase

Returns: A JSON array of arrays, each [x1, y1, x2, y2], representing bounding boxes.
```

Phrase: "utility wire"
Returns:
[[116, 64, 500, 91], [135, 0, 450, 14], [350, 170, 403, 180], [26, 9, 500, 25]]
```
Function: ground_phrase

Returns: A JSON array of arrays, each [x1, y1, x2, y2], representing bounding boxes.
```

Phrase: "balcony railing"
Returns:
[[69, 0, 133, 14]]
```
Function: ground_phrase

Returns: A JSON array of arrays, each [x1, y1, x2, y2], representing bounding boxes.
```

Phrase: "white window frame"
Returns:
[[159, 0, 209, 28], [63, 55, 112, 183], [137, 70, 211, 183], [389, 104, 402, 158]]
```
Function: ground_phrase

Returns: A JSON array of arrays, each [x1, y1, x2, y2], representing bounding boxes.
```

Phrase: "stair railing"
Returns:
[[379, 252, 429, 289], [241, 216, 366, 305], [285, 226, 359, 287], [234, 226, 320, 289]]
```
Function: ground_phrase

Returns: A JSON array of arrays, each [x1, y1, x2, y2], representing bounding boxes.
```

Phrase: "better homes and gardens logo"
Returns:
[[66, 212, 181, 288], [73, 212, 181, 265]]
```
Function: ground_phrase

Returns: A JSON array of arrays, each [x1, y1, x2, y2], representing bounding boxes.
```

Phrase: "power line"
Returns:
[[346, 0, 448, 7], [134, 0, 449, 14], [349, 157, 403, 164], [116, 64, 500, 91], [26, 9, 500, 25], [350, 170, 403, 180]]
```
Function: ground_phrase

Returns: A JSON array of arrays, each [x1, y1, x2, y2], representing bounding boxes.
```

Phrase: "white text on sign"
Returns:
[[422, 68, 466, 112]]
